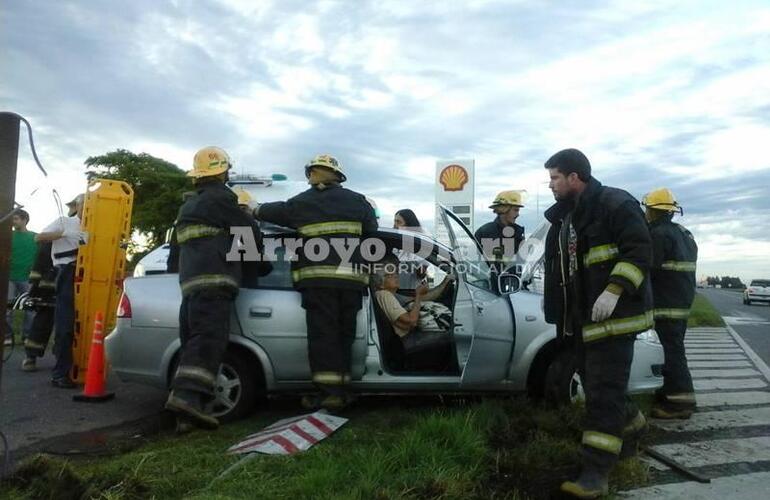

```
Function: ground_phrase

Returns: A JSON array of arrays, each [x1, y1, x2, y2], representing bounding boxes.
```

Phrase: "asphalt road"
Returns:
[[0, 346, 167, 456], [699, 287, 770, 366]]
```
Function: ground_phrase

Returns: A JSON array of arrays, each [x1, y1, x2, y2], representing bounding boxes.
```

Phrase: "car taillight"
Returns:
[[117, 293, 132, 318]]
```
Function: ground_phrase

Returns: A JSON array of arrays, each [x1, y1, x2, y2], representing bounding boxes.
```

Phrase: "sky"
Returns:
[[2, 0, 770, 283]]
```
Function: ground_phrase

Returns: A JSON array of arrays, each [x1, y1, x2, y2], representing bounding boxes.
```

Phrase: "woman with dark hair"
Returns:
[[393, 209, 422, 232]]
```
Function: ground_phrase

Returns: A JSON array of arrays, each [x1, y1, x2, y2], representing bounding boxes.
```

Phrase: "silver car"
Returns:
[[106, 207, 663, 420]]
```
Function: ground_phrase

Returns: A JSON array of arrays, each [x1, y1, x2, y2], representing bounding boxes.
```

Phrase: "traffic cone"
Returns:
[[73, 311, 115, 403]]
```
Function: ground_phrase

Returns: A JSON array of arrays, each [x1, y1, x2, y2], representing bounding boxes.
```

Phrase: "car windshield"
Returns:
[[751, 280, 770, 287]]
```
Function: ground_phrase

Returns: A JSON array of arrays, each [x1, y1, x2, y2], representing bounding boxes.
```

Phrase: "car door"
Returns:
[[439, 206, 515, 385], [234, 235, 368, 381]]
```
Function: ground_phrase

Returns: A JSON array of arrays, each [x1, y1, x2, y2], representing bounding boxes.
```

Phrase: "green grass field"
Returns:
[[0, 397, 649, 500], [688, 293, 725, 327]]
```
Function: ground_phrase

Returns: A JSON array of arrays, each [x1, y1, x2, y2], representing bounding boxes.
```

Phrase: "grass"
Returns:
[[688, 293, 725, 327], [1, 397, 652, 500]]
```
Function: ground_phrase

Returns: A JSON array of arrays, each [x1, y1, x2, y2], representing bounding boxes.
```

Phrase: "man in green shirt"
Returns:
[[5, 210, 38, 346]]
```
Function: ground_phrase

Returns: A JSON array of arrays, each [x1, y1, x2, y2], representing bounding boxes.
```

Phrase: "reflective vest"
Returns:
[[649, 218, 698, 320], [257, 184, 378, 290]]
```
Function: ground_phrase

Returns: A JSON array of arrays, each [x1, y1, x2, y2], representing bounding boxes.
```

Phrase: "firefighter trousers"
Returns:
[[301, 287, 362, 396], [655, 319, 695, 404], [172, 288, 233, 399], [575, 333, 638, 472], [24, 295, 55, 358]]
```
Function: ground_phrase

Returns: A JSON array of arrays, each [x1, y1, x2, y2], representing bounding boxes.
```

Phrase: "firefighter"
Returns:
[[474, 190, 525, 272], [253, 154, 377, 411], [20, 240, 57, 371], [542, 149, 653, 499], [164, 146, 259, 430], [642, 188, 698, 419], [233, 187, 252, 214]]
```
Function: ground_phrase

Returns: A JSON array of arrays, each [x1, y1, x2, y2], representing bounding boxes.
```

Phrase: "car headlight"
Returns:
[[636, 329, 661, 345]]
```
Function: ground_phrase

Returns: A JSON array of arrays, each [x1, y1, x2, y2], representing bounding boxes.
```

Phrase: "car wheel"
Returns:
[[746, 299, 752, 305], [206, 350, 259, 423], [544, 350, 585, 407]]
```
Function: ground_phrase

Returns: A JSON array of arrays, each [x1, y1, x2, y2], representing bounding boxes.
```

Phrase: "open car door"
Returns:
[[439, 206, 515, 385]]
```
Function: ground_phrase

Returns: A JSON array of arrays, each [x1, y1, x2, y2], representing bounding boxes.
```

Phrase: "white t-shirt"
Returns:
[[43, 216, 81, 265]]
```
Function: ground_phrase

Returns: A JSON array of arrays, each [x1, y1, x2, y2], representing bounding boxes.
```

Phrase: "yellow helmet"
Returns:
[[232, 187, 252, 206], [642, 187, 682, 214], [489, 190, 524, 209], [304, 154, 346, 182], [188, 146, 231, 178]]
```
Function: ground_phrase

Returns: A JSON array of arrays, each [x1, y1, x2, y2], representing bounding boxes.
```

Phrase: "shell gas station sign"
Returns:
[[434, 159, 475, 245]]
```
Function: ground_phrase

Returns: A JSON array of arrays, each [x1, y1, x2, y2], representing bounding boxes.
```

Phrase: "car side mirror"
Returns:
[[497, 273, 522, 295]]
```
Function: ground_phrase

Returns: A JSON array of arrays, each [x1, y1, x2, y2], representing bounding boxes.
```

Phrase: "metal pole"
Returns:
[[0, 113, 21, 390]]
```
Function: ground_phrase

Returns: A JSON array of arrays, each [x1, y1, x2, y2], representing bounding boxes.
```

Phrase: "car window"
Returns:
[[445, 216, 492, 291], [244, 237, 293, 289], [750, 280, 770, 287]]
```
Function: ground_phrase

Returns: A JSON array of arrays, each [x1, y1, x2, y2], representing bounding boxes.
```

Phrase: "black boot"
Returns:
[[620, 410, 647, 458], [560, 465, 609, 499], [165, 389, 219, 430]]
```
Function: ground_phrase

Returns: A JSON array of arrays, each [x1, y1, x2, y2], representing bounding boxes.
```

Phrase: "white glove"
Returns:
[[591, 289, 620, 322]]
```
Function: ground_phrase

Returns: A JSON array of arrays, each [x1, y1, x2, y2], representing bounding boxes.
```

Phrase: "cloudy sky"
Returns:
[[3, 0, 769, 282]]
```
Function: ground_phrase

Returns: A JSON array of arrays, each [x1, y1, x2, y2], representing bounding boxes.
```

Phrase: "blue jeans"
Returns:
[[52, 264, 75, 380], [6, 280, 35, 340]]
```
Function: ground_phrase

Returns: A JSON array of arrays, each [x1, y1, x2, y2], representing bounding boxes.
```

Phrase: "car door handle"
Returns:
[[250, 307, 273, 318]]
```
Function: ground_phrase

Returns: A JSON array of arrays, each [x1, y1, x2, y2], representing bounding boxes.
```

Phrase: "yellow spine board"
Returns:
[[73, 179, 134, 383]]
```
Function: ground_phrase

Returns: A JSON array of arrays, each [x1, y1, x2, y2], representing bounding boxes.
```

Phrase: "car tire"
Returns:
[[207, 349, 260, 423], [544, 349, 585, 407], [746, 299, 752, 305]]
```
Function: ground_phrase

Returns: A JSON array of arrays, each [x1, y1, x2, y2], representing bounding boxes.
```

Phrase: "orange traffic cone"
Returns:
[[73, 311, 115, 403]]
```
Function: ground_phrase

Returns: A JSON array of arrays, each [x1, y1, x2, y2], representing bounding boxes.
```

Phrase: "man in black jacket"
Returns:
[[543, 149, 654, 499], [642, 187, 698, 419], [474, 190, 525, 273], [165, 146, 259, 430], [254, 154, 377, 411]]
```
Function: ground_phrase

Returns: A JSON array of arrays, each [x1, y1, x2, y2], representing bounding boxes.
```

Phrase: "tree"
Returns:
[[85, 149, 189, 251]]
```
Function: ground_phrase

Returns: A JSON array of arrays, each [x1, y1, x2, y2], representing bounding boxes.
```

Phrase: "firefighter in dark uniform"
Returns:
[[21, 241, 57, 371], [474, 190, 525, 273], [642, 187, 698, 419], [542, 149, 654, 499], [253, 154, 377, 411], [165, 146, 259, 430]]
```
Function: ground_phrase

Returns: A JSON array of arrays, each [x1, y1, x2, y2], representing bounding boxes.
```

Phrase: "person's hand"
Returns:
[[591, 289, 620, 322], [415, 284, 429, 297]]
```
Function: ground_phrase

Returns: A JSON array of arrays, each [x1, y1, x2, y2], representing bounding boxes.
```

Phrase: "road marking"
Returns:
[[688, 360, 752, 368], [691, 368, 762, 378], [726, 324, 770, 383], [645, 436, 770, 471], [693, 378, 767, 390], [686, 348, 745, 354], [724, 316, 770, 326], [684, 339, 736, 344], [695, 391, 770, 407], [684, 343, 738, 348], [652, 406, 770, 432], [620, 470, 770, 498], [687, 354, 748, 361]]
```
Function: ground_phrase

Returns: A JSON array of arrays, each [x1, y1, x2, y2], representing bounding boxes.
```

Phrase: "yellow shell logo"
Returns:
[[439, 164, 469, 192]]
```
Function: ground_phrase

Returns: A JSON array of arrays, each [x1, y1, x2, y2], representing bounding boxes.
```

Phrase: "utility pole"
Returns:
[[0, 112, 21, 390]]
